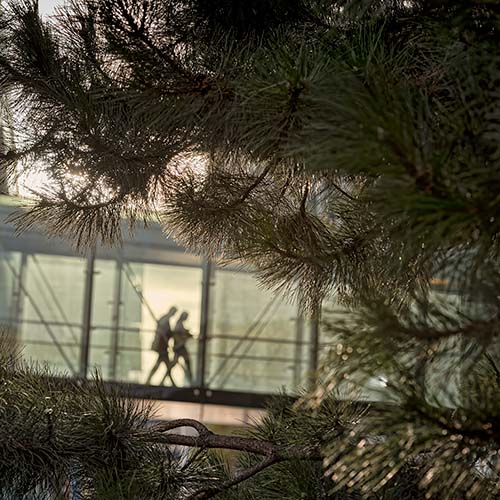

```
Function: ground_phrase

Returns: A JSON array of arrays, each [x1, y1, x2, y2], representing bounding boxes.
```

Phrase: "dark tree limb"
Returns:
[[187, 454, 280, 500], [152, 418, 212, 439], [151, 419, 322, 460], [147, 418, 322, 499]]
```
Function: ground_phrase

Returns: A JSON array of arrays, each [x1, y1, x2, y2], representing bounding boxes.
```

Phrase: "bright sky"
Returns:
[[14, 1, 63, 197], [10, 0, 204, 198], [39, 0, 60, 16]]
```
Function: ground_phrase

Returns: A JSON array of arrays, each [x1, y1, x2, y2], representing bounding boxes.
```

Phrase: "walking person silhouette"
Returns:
[[161, 311, 193, 386], [146, 306, 177, 386]]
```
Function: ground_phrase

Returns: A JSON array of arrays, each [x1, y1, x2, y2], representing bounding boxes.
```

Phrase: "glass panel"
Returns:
[[136, 262, 202, 387], [89, 259, 144, 382], [18, 254, 85, 374], [206, 269, 307, 393], [0, 248, 20, 328], [89, 257, 202, 387], [0, 248, 21, 355], [88, 258, 117, 379], [115, 261, 143, 382]]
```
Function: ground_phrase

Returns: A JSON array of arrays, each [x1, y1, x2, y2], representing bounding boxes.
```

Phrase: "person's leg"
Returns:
[[160, 353, 179, 386], [146, 355, 162, 385], [180, 349, 193, 385]]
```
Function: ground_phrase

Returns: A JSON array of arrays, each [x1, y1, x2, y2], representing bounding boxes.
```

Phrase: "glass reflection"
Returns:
[[3, 253, 85, 374], [0, 198, 315, 398], [206, 268, 309, 393], [89, 259, 202, 387]]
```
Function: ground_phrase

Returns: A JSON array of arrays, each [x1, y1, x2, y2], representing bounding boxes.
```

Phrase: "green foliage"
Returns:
[[0, 0, 497, 309], [213, 392, 498, 499], [314, 287, 500, 499], [0, 334, 224, 499], [0, 1, 499, 498]]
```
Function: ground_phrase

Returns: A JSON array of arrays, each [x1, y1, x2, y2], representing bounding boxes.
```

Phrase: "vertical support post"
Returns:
[[79, 246, 96, 379], [308, 307, 320, 388], [11, 252, 27, 335], [109, 257, 123, 380], [196, 259, 212, 389], [293, 313, 304, 388]]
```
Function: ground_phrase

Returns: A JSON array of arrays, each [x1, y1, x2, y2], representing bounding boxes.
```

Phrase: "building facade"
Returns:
[[0, 196, 319, 425]]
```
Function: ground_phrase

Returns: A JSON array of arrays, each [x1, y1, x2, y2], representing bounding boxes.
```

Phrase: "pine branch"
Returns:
[[147, 418, 322, 499], [187, 455, 279, 500], [150, 419, 321, 460], [110, 0, 195, 81]]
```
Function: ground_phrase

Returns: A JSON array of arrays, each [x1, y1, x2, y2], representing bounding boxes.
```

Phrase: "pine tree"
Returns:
[[0, 0, 499, 498]]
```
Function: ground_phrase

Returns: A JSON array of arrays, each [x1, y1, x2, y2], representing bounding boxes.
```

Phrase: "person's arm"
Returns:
[[175, 327, 191, 348]]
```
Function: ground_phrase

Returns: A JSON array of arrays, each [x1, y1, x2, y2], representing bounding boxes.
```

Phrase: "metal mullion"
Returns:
[[79, 246, 96, 378], [308, 309, 320, 388], [293, 313, 304, 388], [109, 256, 123, 381], [196, 259, 212, 390]]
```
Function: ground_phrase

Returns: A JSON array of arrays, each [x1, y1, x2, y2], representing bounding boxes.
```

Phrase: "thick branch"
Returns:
[[146, 418, 322, 499], [188, 454, 279, 500], [150, 427, 291, 457], [152, 418, 211, 438]]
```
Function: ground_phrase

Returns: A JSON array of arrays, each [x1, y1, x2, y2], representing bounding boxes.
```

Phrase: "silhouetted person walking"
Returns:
[[161, 311, 193, 386], [146, 306, 177, 386]]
